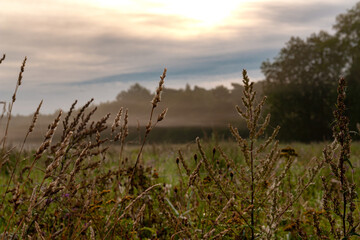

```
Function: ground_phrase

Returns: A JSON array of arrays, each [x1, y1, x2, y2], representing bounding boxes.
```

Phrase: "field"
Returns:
[[0, 61, 359, 239]]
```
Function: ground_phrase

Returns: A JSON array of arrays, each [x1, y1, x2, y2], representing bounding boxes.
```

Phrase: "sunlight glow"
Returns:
[[85, 0, 252, 28], [148, 0, 245, 27]]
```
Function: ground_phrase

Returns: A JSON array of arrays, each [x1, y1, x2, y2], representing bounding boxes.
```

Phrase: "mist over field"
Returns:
[[1, 82, 262, 145]]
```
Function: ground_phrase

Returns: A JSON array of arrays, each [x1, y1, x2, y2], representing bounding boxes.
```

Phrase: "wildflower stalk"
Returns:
[[128, 68, 167, 189], [0, 57, 27, 174], [321, 77, 358, 239]]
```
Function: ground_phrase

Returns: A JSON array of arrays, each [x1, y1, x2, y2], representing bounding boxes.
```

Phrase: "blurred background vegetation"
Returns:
[[261, 2, 360, 141]]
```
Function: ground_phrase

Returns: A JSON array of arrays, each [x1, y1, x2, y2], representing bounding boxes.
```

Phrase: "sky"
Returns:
[[0, 0, 359, 115]]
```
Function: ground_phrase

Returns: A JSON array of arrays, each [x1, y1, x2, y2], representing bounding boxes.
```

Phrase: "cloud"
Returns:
[[247, 2, 343, 24], [0, 0, 358, 114]]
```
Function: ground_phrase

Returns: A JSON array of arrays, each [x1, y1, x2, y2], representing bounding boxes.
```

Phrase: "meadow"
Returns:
[[0, 56, 359, 239]]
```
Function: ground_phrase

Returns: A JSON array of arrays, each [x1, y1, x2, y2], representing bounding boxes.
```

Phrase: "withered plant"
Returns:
[[314, 77, 360, 239], [166, 70, 326, 239], [0, 58, 168, 239]]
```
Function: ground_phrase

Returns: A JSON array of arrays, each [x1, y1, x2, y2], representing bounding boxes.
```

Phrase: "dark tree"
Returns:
[[261, 32, 345, 141], [335, 2, 360, 132]]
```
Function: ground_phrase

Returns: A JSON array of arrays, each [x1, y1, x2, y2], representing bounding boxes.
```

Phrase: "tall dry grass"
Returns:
[[0, 56, 358, 239], [0, 57, 168, 239]]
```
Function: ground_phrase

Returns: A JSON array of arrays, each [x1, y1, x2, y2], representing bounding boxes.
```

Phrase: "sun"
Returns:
[[85, 0, 251, 29]]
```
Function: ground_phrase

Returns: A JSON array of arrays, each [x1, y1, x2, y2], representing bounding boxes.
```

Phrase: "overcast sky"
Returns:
[[0, 0, 358, 115]]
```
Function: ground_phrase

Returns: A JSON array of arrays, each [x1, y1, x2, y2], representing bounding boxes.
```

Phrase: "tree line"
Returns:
[[261, 2, 360, 141]]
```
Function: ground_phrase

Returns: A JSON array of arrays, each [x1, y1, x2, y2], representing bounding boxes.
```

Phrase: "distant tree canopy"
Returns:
[[94, 81, 262, 129], [116, 83, 152, 101], [261, 2, 360, 141]]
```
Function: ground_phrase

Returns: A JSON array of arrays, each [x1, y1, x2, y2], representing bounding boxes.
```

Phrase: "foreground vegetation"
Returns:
[[0, 55, 359, 239]]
